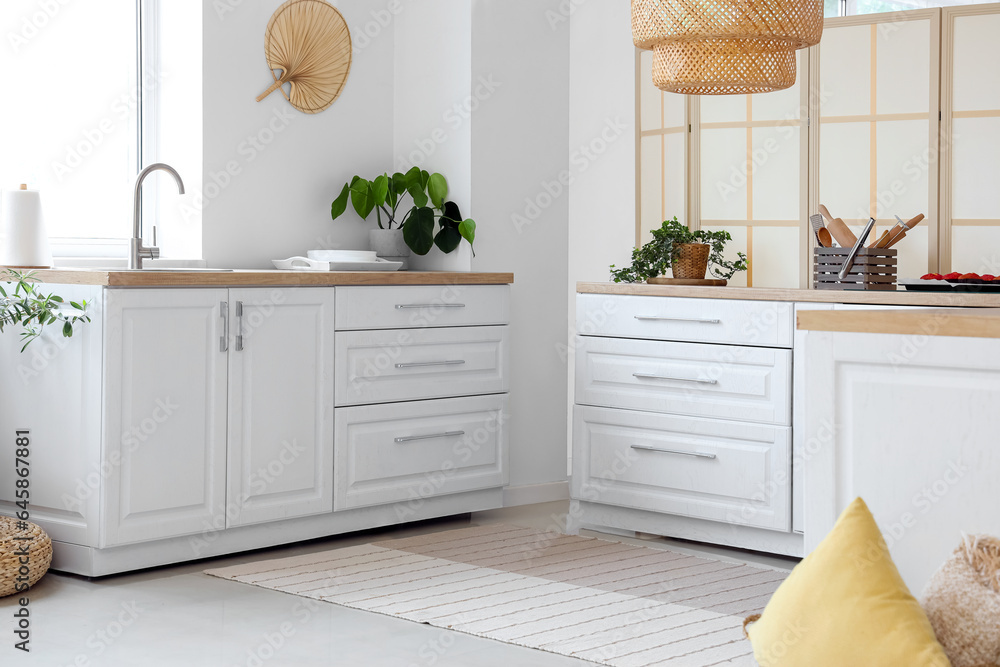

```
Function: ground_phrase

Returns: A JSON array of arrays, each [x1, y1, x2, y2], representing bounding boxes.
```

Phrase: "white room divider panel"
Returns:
[[941, 4, 1000, 274], [817, 10, 940, 279], [637, 49, 689, 245], [698, 52, 809, 288]]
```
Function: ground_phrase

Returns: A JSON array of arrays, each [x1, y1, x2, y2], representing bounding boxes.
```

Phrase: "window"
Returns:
[[635, 3, 1000, 286], [0, 0, 202, 259]]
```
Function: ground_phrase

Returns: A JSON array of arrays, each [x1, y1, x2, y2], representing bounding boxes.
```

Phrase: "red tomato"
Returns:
[[920, 273, 943, 280], [944, 272, 962, 279], [983, 275, 997, 281], [960, 273, 981, 280]]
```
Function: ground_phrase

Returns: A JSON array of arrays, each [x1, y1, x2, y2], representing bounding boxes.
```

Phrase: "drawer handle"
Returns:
[[633, 372, 718, 385], [395, 304, 467, 310], [395, 431, 466, 443], [634, 316, 721, 324], [631, 444, 717, 460], [395, 360, 466, 369]]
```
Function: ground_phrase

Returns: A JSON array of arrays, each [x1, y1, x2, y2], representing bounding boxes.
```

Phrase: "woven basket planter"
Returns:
[[632, 0, 824, 94], [1, 516, 52, 598], [672, 243, 710, 280]]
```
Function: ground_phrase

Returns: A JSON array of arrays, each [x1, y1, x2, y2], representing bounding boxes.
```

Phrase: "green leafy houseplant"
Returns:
[[0, 271, 91, 352], [610, 218, 748, 283], [331, 167, 476, 256]]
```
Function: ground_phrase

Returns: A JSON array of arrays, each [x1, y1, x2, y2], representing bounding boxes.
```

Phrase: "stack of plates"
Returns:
[[272, 250, 403, 272]]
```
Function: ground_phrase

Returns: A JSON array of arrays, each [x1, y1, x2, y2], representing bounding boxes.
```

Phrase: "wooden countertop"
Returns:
[[19, 269, 514, 288], [577, 282, 1000, 308], [797, 308, 1000, 339]]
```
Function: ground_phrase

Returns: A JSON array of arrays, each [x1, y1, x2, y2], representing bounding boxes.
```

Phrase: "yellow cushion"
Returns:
[[747, 498, 951, 667]]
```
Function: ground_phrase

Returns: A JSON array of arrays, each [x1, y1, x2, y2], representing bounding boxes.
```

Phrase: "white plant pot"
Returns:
[[369, 228, 410, 270], [410, 241, 473, 273]]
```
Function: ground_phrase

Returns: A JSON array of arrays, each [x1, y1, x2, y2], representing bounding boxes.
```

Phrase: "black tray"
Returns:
[[901, 279, 1000, 292]]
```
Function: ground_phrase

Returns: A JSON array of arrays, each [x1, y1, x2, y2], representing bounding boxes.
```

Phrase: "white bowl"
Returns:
[[307, 249, 378, 263]]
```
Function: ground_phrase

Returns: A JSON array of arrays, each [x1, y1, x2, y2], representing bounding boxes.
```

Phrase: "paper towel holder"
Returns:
[[1, 182, 54, 269]]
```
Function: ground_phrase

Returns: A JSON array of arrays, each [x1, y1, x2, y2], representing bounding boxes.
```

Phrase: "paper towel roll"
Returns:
[[1, 185, 53, 268]]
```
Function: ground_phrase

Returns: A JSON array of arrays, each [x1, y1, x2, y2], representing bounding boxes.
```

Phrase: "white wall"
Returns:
[[471, 0, 571, 495], [202, 0, 395, 268], [566, 0, 638, 469], [393, 0, 472, 209], [568, 0, 637, 290]]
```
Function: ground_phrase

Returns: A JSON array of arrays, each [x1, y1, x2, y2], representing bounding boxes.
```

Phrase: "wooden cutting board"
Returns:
[[647, 277, 728, 286]]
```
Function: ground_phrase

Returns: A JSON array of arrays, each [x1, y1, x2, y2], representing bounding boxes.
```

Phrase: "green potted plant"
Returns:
[[1, 271, 91, 352], [331, 167, 476, 271], [610, 218, 748, 284]]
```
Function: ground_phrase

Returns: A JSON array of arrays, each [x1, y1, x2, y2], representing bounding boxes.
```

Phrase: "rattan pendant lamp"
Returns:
[[632, 0, 824, 95]]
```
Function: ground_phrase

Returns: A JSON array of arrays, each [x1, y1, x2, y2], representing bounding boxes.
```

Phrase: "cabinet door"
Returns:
[[227, 289, 335, 527], [103, 289, 229, 546]]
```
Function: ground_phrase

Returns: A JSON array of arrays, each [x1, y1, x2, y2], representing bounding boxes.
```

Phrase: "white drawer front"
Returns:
[[575, 336, 791, 425], [577, 294, 793, 348], [336, 285, 510, 330], [336, 326, 509, 406], [335, 395, 508, 510], [572, 406, 791, 531]]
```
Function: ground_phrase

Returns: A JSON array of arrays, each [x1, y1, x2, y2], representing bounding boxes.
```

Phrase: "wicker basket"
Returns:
[[814, 247, 898, 291], [1, 516, 52, 597], [672, 243, 710, 280]]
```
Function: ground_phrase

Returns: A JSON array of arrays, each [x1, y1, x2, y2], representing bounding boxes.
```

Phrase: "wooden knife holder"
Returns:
[[814, 247, 898, 291]]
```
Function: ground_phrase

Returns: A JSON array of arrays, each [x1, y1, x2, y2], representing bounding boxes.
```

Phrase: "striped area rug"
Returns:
[[205, 525, 785, 666]]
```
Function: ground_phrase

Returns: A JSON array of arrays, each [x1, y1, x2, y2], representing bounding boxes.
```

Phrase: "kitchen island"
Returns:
[[0, 270, 513, 575], [798, 306, 1000, 592], [571, 282, 1000, 564]]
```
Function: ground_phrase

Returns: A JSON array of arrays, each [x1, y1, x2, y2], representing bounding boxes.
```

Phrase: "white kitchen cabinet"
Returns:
[[226, 289, 336, 527], [335, 395, 508, 510], [0, 275, 512, 576], [803, 328, 1000, 591], [574, 405, 791, 531], [103, 289, 229, 547], [335, 326, 509, 406]]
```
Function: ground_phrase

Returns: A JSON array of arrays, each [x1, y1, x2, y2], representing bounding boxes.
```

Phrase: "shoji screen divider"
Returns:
[[941, 3, 1000, 275], [697, 51, 812, 288], [813, 9, 941, 280]]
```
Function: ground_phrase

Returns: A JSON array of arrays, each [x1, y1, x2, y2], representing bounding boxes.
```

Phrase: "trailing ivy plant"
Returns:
[[331, 167, 476, 256], [0, 271, 92, 352], [610, 218, 748, 283]]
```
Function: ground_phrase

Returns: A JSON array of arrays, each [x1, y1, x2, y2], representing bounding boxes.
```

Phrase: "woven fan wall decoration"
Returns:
[[256, 0, 352, 114], [632, 0, 823, 95]]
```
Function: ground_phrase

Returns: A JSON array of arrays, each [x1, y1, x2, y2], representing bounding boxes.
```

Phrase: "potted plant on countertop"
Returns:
[[610, 218, 747, 284], [331, 167, 476, 272]]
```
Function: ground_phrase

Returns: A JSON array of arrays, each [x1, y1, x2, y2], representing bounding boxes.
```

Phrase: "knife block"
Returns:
[[814, 247, 898, 291]]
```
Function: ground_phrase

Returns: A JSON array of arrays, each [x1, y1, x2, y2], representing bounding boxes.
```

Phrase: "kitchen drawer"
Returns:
[[336, 285, 509, 331], [572, 405, 791, 531], [575, 336, 791, 425], [334, 395, 509, 510], [335, 326, 508, 406], [577, 294, 793, 348]]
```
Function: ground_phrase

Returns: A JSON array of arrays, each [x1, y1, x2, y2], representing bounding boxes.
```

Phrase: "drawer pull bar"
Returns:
[[631, 444, 717, 460], [395, 304, 467, 310], [633, 372, 718, 385], [634, 316, 721, 324], [395, 360, 466, 369], [395, 431, 466, 443]]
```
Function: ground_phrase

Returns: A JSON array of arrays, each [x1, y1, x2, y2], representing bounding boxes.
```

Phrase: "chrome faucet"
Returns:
[[130, 163, 185, 270]]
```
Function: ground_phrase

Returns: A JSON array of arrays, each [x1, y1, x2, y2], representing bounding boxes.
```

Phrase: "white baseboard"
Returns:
[[503, 481, 570, 507]]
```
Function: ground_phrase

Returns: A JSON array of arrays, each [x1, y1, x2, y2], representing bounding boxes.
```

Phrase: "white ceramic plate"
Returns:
[[272, 257, 330, 271], [327, 258, 403, 272], [307, 250, 378, 263]]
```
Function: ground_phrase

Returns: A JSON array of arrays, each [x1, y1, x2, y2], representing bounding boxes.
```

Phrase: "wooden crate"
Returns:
[[814, 247, 898, 291]]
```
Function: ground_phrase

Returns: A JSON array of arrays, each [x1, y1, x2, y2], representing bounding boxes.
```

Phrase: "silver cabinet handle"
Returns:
[[220, 302, 229, 352], [631, 444, 717, 460], [634, 316, 721, 324], [235, 301, 244, 352], [395, 304, 466, 310], [395, 360, 466, 369], [395, 431, 466, 443], [633, 372, 718, 385]]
